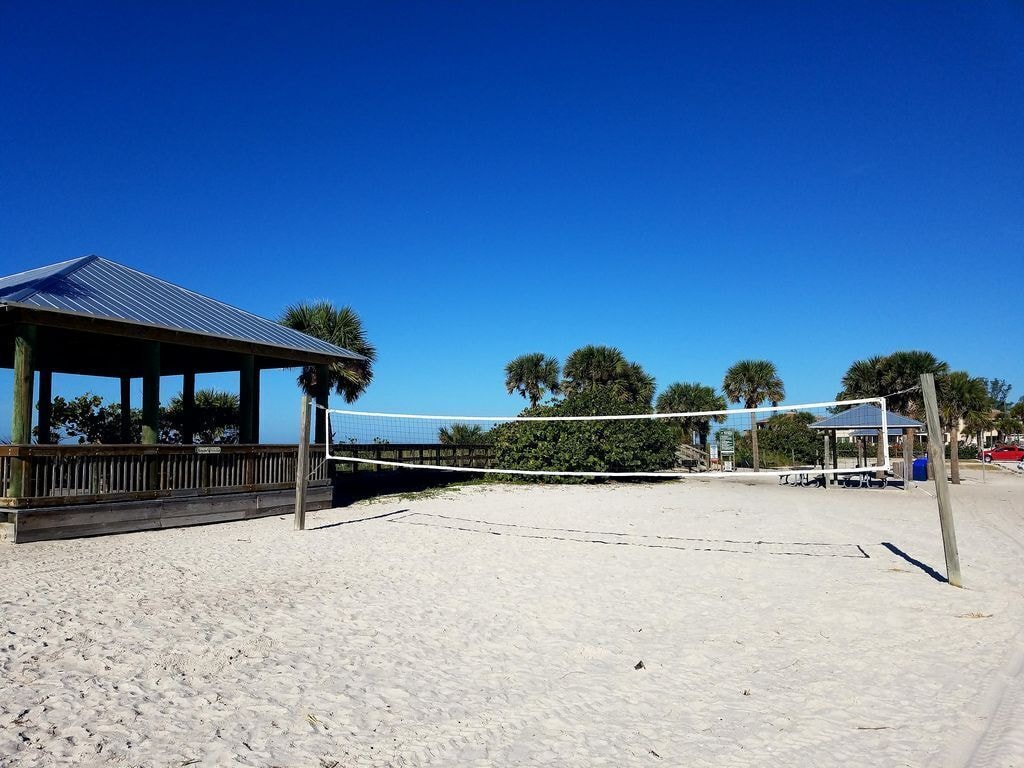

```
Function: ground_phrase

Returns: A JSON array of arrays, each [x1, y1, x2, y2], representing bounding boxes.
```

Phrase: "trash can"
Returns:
[[912, 457, 928, 481]]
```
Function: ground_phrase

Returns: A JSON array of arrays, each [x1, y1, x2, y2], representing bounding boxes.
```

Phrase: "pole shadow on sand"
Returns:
[[880, 542, 949, 584]]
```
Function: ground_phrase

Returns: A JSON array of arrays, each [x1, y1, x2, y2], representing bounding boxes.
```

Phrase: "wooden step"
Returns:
[[0, 522, 15, 543]]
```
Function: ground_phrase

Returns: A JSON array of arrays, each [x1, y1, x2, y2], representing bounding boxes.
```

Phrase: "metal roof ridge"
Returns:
[[1, 255, 99, 303]]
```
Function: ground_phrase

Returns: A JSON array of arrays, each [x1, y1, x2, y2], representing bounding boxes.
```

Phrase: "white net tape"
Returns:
[[325, 397, 891, 479]]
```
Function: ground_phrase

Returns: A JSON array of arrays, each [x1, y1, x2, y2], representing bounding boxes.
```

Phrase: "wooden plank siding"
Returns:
[[8, 483, 333, 543]]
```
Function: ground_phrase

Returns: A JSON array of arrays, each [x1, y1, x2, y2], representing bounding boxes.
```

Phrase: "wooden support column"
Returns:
[[120, 376, 132, 443], [829, 430, 838, 485], [822, 432, 831, 490], [875, 429, 886, 481], [749, 411, 759, 472], [141, 341, 161, 445], [9, 324, 36, 498], [37, 369, 52, 444], [239, 354, 255, 444], [182, 368, 196, 445], [313, 363, 329, 446], [294, 395, 311, 531], [252, 365, 261, 444], [903, 427, 914, 491], [921, 373, 962, 587]]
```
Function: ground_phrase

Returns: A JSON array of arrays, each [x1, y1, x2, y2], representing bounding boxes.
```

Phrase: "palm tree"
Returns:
[[722, 360, 785, 471], [280, 301, 376, 402], [280, 301, 376, 444], [881, 351, 949, 418], [562, 345, 629, 393], [505, 353, 561, 407], [656, 382, 727, 448], [837, 355, 887, 401], [939, 372, 991, 484], [163, 389, 240, 444], [562, 345, 656, 406], [615, 362, 656, 407], [438, 423, 489, 445], [837, 351, 948, 417]]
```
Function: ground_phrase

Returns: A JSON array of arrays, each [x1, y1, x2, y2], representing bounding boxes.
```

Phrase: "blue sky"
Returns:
[[2, 2, 1022, 442]]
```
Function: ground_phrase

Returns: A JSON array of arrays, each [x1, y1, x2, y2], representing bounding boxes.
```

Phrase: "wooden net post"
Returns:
[[920, 373, 962, 587], [294, 395, 311, 531]]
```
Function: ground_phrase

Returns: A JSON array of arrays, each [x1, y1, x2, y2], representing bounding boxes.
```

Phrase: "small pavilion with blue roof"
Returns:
[[810, 403, 925, 484]]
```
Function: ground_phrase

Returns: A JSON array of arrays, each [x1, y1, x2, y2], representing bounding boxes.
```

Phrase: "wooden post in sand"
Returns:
[[920, 373, 962, 587], [294, 395, 311, 531], [902, 428, 914, 491], [822, 433, 830, 489]]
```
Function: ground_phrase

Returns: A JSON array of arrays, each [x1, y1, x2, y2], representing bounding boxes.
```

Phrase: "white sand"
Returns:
[[2, 469, 1023, 767]]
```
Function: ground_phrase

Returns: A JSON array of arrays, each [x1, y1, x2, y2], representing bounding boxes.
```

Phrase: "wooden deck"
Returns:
[[0, 442, 496, 543], [0, 443, 334, 543]]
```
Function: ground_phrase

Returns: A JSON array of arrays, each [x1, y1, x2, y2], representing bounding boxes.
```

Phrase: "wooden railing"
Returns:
[[676, 443, 710, 471], [331, 443, 496, 472], [0, 444, 328, 508]]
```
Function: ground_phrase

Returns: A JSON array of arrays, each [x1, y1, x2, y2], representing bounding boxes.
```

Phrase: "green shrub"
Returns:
[[491, 385, 676, 482], [733, 412, 820, 468], [946, 444, 980, 459]]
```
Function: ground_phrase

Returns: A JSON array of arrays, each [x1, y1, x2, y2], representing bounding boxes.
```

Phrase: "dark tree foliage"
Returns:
[[36, 390, 239, 444], [733, 412, 819, 468], [561, 345, 656, 407], [162, 389, 240, 444], [757, 411, 821, 466], [36, 393, 141, 444], [491, 384, 676, 482], [983, 378, 1012, 411]]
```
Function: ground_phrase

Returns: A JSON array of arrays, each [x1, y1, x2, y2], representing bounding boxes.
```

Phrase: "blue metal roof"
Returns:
[[0, 255, 364, 361], [810, 403, 924, 430]]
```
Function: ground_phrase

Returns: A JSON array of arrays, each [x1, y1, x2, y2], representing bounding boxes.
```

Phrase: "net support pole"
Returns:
[[821, 432, 829, 488], [876, 400, 887, 482], [903, 427, 914, 491], [920, 373, 962, 587], [294, 395, 311, 531]]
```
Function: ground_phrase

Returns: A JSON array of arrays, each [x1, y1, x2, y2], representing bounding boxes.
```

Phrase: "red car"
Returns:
[[980, 444, 1024, 462]]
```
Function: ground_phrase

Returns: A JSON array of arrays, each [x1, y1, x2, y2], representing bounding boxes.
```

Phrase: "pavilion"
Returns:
[[0, 256, 363, 536], [810, 403, 925, 485]]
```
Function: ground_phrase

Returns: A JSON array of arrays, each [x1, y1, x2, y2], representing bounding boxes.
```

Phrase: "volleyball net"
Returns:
[[323, 397, 890, 479]]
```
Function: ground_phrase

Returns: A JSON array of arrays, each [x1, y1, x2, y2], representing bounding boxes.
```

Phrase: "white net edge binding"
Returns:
[[324, 396, 891, 479]]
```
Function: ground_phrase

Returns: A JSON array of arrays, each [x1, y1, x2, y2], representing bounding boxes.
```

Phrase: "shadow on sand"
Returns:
[[881, 542, 948, 584]]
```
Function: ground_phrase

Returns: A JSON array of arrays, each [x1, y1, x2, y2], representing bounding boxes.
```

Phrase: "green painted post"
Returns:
[[182, 369, 195, 444], [252, 366, 261, 444], [37, 369, 53, 444], [120, 376, 132, 443], [9, 324, 36, 497], [141, 342, 160, 445], [239, 354, 255, 444]]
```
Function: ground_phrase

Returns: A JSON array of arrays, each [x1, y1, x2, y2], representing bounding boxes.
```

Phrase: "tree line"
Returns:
[[500, 346, 1022, 483]]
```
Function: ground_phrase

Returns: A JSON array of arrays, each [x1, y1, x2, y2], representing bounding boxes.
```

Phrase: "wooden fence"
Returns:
[[0, 444, 329, 508], [330, 443, 497, 472]]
